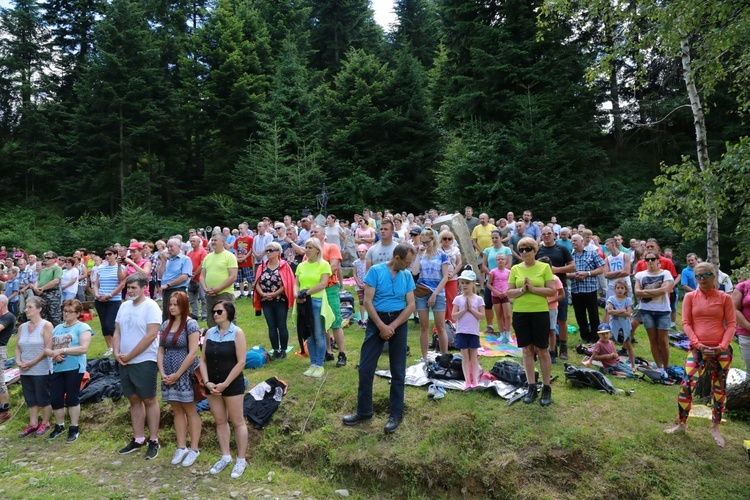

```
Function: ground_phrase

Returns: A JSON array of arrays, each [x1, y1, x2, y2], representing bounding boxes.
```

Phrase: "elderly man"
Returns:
[[159, 238, 192, 321], [568, 234, 605, 343], [343, 243, 416, 434], [201, 232, 238, 328]]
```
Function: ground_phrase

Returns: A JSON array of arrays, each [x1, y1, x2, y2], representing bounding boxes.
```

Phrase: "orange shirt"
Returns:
[[682, 288, 736, 350]]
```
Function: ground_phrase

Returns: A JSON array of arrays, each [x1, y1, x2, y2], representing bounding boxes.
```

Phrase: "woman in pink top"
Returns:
[[731, 279, 750, 371], [665, 262, 736, 447]]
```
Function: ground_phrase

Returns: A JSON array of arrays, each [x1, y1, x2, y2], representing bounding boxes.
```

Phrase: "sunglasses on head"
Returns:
[[518, 247, 534, 253], [697, 272, 714, 279]]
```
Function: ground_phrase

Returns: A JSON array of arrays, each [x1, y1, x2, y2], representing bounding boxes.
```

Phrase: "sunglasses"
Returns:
[[265, 248, 278, 253], [645, 257, 658, 262], [518, 247, 534, 253], [212, 309, 225, 315], [442, 237, 453, 241], [697, 272, 714, 279], [104, 252, 114, 256]]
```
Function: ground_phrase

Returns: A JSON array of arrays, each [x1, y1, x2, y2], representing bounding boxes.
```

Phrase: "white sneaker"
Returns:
[[210, 457, 232, 475], [171, 448, 189, 465], [230, 460, 247, 479], [181, 449, 200, 467], [104, 347, 114, 357], [303, 365, 315, 377], [311, 366, 325, 378]]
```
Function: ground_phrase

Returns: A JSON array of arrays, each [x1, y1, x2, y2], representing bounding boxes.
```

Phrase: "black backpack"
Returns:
[[490, 360, 531, 386], [563, 363, 619, 394]]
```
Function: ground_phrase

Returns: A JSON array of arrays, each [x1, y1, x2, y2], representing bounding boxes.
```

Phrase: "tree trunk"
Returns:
[[680, 38, 719, 266], [119, 104, 125, 211], [726, 378, 750, 410]]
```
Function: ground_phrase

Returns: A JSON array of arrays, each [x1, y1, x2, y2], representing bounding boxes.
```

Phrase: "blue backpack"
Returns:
[[245, 346, 269, 369]]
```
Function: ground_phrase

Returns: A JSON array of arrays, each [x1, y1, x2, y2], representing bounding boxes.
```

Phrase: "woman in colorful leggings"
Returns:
[[665, 262, 736, 447]]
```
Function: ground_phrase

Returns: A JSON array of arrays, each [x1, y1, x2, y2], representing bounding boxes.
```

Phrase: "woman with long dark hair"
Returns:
[[158, 291, 201, 466]]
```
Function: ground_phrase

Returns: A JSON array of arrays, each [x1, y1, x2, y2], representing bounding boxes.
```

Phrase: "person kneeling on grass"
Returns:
[[45, 299, 92, 443], [451, 270, 484, 389]]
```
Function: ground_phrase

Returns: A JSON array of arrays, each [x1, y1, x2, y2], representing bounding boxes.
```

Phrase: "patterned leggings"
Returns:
[[677, 347, 732, 425]]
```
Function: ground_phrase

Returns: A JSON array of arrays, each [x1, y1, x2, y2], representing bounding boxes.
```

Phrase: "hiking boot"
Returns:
[[540, 385, 552, 406], [145, 439, 160, 460], [19, 423, 39, 438], [48, 424, 66, 439], [559, 343, 569, 361], [66, 426, 79, 443], [324, 352, 335, 362], [336, 352, 347, 367], [523, 384, 538, 404], [342, 413, 372, 426], [119, 438, 146, 454]]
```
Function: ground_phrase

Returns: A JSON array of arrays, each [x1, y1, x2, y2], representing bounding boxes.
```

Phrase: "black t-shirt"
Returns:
[[536, 244, 574, 283], [0, 312, 17, 347]]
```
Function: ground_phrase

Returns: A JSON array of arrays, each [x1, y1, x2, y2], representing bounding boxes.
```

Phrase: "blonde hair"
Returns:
[[613, 278, 630, 296], [694, 262, 716, 277], [517, 236, 538, 253], [420, 229, 438, 256]]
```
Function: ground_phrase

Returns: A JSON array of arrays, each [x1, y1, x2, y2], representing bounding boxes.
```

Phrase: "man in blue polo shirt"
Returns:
[[342, 243, 415, 434], [159, 238, 192, 321]]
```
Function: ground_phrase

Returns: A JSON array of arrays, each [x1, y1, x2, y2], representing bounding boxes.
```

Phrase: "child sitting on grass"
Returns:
[[606, 278, 635, 370], [588, 325, 634, 377], [452, 270, 485, 389]]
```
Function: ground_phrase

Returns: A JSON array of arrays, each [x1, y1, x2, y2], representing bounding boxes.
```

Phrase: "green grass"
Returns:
[[1, 293, 749, 499]]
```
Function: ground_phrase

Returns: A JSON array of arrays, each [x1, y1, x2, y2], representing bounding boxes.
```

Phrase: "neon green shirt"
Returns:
[[508, 261, 554, 313]]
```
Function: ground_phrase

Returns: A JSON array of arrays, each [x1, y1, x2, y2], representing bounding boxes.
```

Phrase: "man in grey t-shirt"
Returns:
[[366, 219, 397, 271]]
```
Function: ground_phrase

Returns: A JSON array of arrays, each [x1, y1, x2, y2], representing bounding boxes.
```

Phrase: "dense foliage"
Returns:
[[0, 0, 747, 262]]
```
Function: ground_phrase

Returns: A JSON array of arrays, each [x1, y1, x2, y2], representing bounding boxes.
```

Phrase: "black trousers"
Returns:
[[571, 291, 599, 342]]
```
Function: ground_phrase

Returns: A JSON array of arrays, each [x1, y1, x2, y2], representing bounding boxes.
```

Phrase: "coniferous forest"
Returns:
[[1, 0, 749, 262]]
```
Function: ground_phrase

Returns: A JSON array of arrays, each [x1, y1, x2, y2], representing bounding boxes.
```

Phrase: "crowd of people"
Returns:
[[0, 205, 747, 464]]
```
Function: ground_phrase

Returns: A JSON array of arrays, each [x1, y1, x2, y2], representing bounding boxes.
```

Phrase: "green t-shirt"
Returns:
[[202, 250, 238, 295], [508, 261, 554, 313], [38, 265, 63, 287], [295, 259, 332, 298]]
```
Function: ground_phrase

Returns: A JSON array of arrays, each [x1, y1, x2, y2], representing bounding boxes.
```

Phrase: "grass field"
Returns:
[[1, 292, 749, 499]]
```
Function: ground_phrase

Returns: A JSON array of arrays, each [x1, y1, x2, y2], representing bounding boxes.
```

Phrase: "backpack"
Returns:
[[245, 346, 269, 369], [490, 360, 531, 386], [427, 353, 464, 380], [430, 321, 457, 351], [563, 363, 619, 394]]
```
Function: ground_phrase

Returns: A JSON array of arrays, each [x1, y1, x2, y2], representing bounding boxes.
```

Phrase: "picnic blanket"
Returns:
[[4, 367, 20, 385], [478, 332, 522, 358]]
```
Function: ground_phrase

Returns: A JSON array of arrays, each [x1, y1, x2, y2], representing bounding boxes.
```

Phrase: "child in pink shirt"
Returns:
[[487, 254, 511, 343]]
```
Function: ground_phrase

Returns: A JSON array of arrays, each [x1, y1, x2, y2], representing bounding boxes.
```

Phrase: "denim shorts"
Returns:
[[416, 293, 446, 312], [640, 310, 670, 331]]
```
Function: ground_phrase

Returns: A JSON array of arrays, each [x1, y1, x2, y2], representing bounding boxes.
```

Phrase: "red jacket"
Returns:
[[253, 259, 296, 311]]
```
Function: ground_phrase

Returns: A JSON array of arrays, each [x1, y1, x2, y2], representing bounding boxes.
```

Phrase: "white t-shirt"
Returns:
[[115, 297, 162, 364], [62, 267, 80, 293], [635, 270, 673, 312]]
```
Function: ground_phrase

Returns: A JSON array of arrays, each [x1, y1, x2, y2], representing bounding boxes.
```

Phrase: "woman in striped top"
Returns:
[[92, 247, 124, 357]]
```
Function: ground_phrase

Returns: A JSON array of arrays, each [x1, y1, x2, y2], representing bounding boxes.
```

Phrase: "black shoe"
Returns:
[[540, 385, 552, 406], [269, 350, 278, 361], [325, 352, 335, 362], [549, 350, 557, 364], [144, 439, 160, 460], [119, 438, 146, 454], [384, 416, 402, 434], [336, 352, 347, 367], [559, 343, 568, 361], [66, 426, 79, 443], [280, 350, 287, 359], [342, 413, 372, 426], [48, 424, 65, 439], [523, 384, 538, 404]]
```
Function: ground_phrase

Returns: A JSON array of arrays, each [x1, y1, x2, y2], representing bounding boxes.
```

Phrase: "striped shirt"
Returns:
[[96, 264, 122, 301]]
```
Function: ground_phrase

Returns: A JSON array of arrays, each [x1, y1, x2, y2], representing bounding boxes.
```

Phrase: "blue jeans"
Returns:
[[357, 312, 408, 419], [308, 298, 326, 367], [261, 300, 289, 351]]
